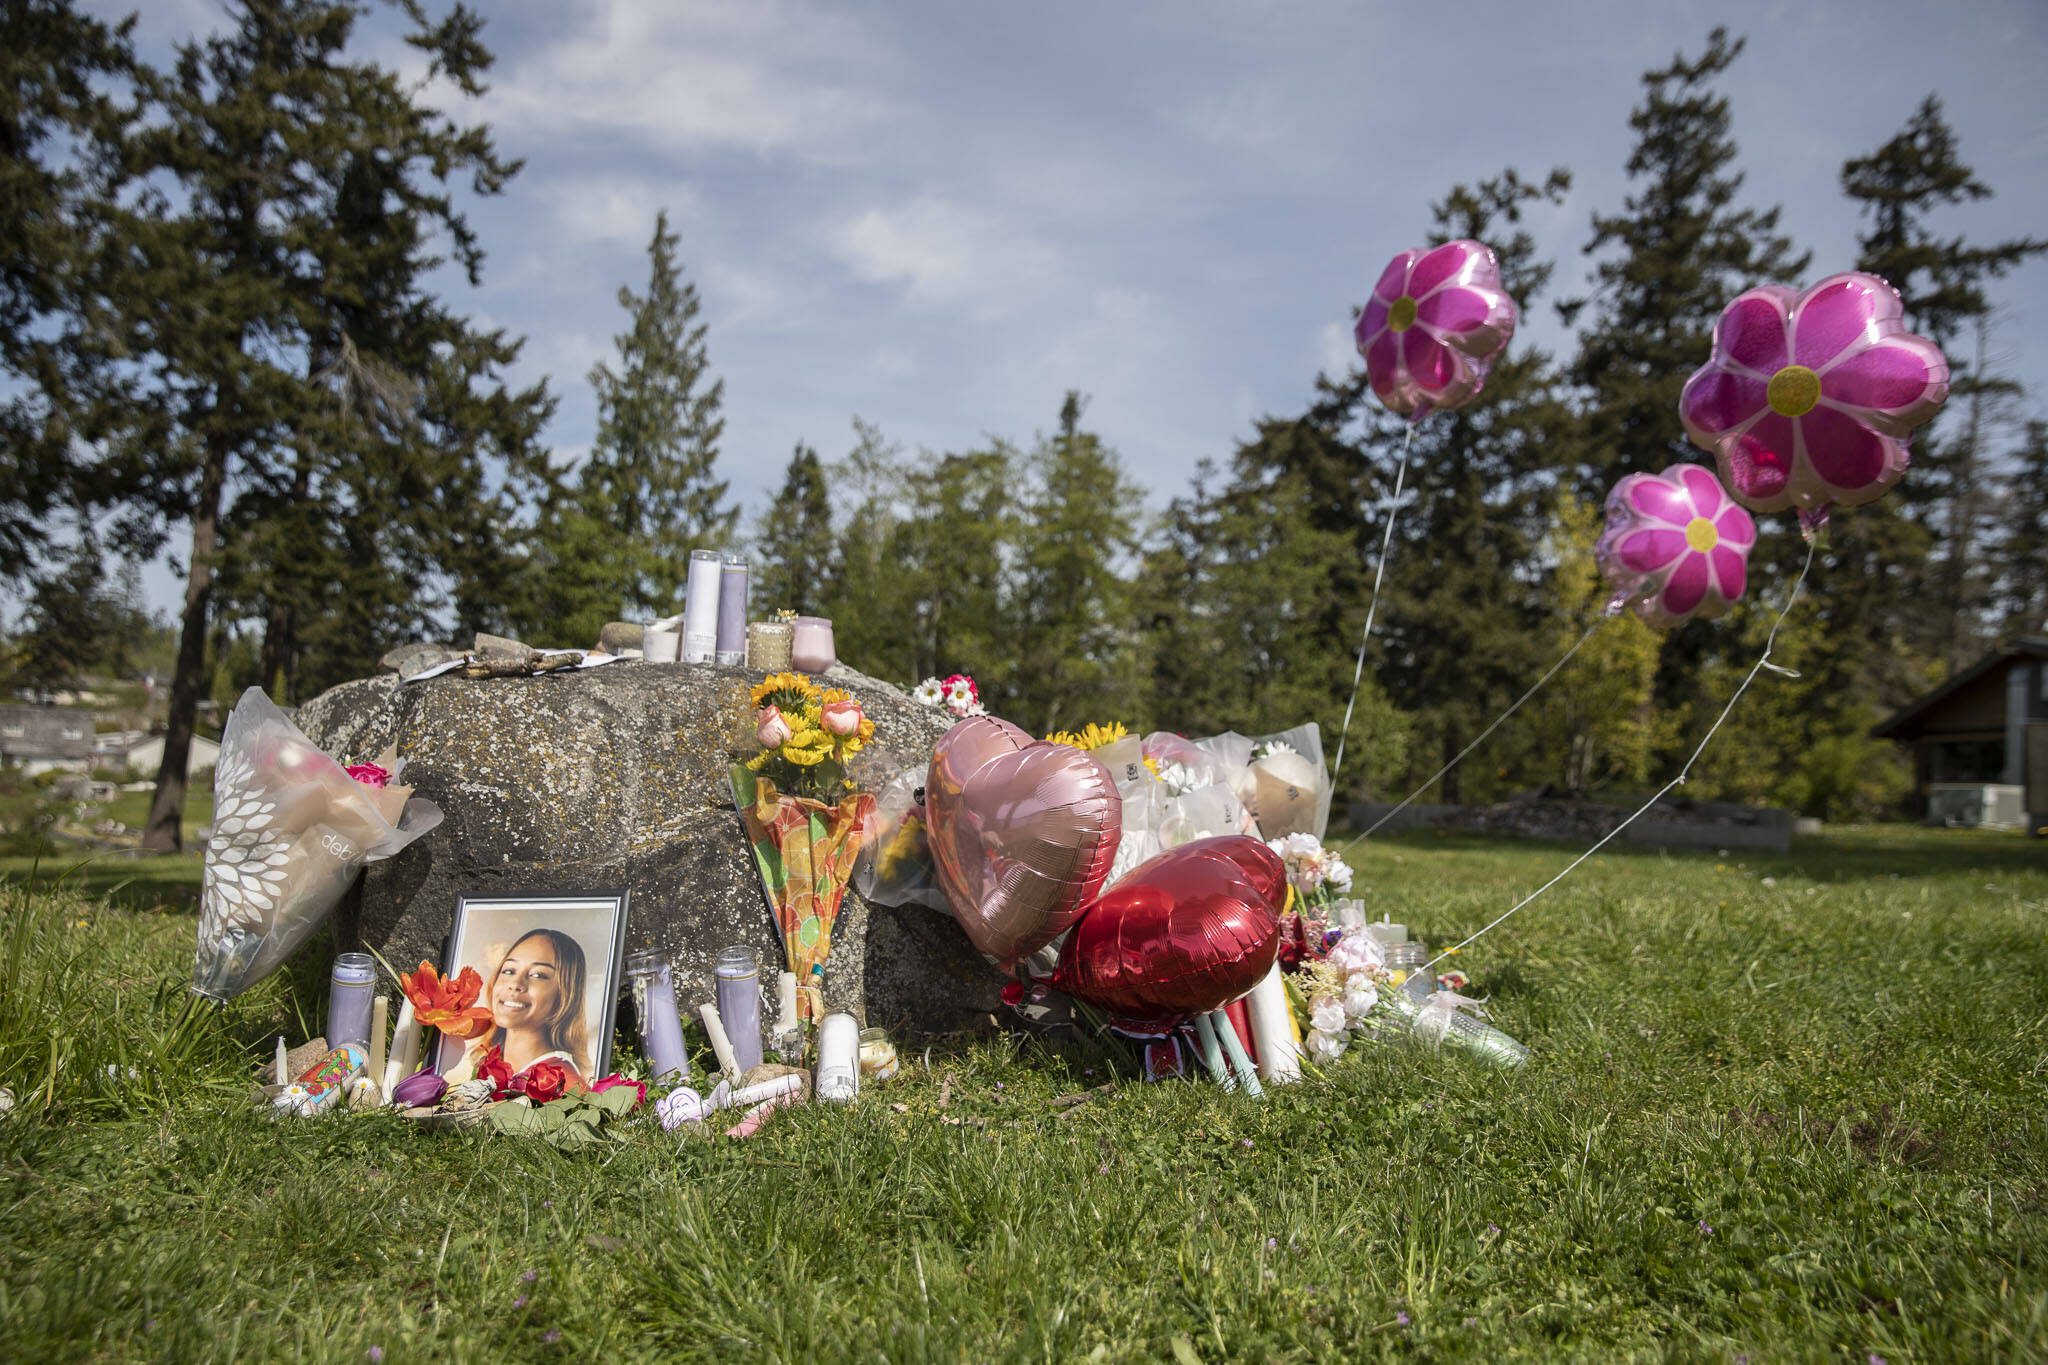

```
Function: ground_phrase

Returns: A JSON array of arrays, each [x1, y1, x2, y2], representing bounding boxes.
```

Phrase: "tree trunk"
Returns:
[[258, 454, 312, 699], [142, 432, 228, 854]]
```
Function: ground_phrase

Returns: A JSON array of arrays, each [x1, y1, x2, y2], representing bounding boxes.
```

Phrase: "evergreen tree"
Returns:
[[1841, 95, 2047, 670], [1990, 420, 2048, 635], [888, 446, 1016, 699], [1563, 28, 1807, 486], [583, 210, 734, 615], [753, 444, 834, 615], [0, 0, 136, 581], [95, 0, 542, 850], [1007, 393, 1144, 734], [821, 418, 913, 681]]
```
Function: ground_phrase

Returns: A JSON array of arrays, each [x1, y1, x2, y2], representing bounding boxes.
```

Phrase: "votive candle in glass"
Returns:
[[626, 949, 689, 1084], [715, 555, 749, 665], [790, 615, 836, 673], [326, 951, 376, 1048], [746, 620, 793, 673], [712, 945, 765, 1073]]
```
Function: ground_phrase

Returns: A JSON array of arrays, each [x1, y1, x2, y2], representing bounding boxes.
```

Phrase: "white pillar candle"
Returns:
[[776, 971, 799, 1035], [382, 998, 420, 1094], [274, 1035, 288, 1087], [1246, 965, 1302, 1084], [681, 550, 722, 663], [814, 1011, 860, 1103], [699, 1001, 741, 1079], [366, 995, 389, 1090]]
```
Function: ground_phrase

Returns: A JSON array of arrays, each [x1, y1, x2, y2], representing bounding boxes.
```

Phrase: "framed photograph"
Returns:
[[433, 891, 629, 1087]]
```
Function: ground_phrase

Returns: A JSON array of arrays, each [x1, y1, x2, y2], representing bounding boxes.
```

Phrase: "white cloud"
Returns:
[[547, 177, 700, 251], [828, 195, 1060, 311], [484, 0, 901, 161], [1317, 319, 1358, 381]]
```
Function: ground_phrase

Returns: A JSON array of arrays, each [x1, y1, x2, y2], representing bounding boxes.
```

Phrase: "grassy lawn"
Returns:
[[0, 825, 2044, 1360]]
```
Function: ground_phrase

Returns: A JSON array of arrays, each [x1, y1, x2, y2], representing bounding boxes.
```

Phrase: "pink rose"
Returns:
[[590, 1074, 646, 1110], [756, 706, 793, 748], [346, 762, 390, 788], [820, 698, 863, 737]]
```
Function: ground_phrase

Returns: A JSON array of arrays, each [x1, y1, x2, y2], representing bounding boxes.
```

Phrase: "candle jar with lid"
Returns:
[[747, 619, 793, 672], [1383, 940, 1436, 1004]]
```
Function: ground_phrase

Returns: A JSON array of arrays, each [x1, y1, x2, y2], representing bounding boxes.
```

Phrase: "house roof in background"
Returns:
[[1873, 637, 2048, 739]]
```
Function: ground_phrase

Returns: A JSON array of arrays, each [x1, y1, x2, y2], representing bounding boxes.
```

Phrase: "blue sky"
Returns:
[[107, 0, 2048, 618]]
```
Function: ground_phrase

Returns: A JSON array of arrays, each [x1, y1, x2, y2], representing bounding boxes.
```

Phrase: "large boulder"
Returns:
[[293, 661, 1006, 1040]]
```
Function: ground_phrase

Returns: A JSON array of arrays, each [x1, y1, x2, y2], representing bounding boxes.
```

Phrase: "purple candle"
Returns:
[[715, 555, 749, 665], [326, 952, 375, 1048], [712, 945, 765, 1073], [626, 949, 689, 1083]]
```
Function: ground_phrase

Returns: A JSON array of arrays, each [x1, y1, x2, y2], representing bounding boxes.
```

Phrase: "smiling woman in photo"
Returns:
[[443, 928, 596, 1086]]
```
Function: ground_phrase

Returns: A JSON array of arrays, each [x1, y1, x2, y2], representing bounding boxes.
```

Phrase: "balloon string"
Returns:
[[1336, 617, 1605, 853], [1332, 422, 1415, 780], [1419, 534, 1819, 976]]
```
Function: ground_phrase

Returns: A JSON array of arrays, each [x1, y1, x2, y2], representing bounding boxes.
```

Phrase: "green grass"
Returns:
[[1, 826, 2045, 1360]]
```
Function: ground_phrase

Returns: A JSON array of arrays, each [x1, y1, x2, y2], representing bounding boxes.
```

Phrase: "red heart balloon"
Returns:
[[1052, 836, 1284, 1023], [926, 716, 1122, 967]]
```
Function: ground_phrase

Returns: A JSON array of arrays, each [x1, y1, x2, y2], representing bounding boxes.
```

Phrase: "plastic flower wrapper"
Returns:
[[852, 763, 952, 913], [1245, 723, 1332, 840], [1294, 928, 1525, 1068], [192, 688, 441, 1001], [733, 672, 880, 1021]]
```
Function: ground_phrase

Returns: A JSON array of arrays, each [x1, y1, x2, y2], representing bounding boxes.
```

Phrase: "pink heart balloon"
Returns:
[[925, 716, 1122, 967]]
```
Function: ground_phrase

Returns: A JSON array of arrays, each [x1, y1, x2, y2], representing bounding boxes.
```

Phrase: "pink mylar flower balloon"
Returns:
[[1680, 272, 1949, 527], [1596, 464, 1757, 629], [1353, 239, 1517, 420]]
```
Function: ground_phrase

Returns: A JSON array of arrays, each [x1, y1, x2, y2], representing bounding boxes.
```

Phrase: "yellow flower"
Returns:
[[780, 728, 834, 766], [1045, 721, 1130, 752], [751, 671, 820, 709]]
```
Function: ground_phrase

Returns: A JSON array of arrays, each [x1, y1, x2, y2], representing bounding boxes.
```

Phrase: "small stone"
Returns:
[[472, 632, 535, 662], [380, 642, 464, 677], [597, 622, 644, 654]]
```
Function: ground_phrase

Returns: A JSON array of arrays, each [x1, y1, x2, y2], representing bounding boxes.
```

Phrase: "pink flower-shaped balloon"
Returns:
[[1353, 239, 1517, 420], [1596, 464, 1757, 629], [1680, 272, 1948, 525]]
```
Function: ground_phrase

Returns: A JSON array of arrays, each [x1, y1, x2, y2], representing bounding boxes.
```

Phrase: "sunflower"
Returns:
[[751, 671, 821, 711], [1045, 720, 1130, 752]]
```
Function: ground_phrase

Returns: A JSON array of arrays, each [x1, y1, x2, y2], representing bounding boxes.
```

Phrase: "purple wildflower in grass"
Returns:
[[544, 1329, 562, 1345], [1266, 1237, 1278, 1250], [1868, 1356, 1886, 1365], [367, 1351, 383, 1363], [1240, 1138, 1253, 1149], [1397, 1311, 1411, 1327], [521, 1269, 539, 1283], [513, 1296, 528, 1310], [1698, 1220, 1713, 1236]]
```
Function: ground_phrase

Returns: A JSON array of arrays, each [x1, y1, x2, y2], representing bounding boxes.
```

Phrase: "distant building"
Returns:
[[0, 704, 94, 775], [117, 731, 221, 778], [1874, 637, 2048, 831]]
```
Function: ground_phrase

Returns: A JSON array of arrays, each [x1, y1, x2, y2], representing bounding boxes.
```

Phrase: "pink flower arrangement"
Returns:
[[345, 762, 390, 788], [912, 673, 987, 720], [1680, 272, 1949, 523], [1596, 464, 1757, 628], [1353, 239, 1518, 419]]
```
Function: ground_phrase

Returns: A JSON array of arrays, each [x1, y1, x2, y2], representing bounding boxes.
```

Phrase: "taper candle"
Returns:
[[699, 1001, 740, 1079], [382, 998, 420, 1094], [777, 970, 799, 1035], [367, 994, 389, 1091]]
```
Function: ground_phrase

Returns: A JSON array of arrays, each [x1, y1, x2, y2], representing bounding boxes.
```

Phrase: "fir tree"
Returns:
[[1007, 393, 1145, 734], [753, 444, 834, 615], [1842, 95, 2047, 670], [1990, 420, 2048, 635], [1563, 28, 1807, 486], [96, 0, 541, 850], [0, 0, 136, 581], [583, 210, 734, 615]]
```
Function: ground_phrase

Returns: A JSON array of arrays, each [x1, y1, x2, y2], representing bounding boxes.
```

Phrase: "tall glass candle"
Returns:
[[682, 549, 722, 663], [626, 949, 689, 1083], [712, 945, 765, 1073], [814, 1011, 860, 1103], [326, 951, 376, 1048], [790, 615, 836, 673], [715, 555, 749, 665]]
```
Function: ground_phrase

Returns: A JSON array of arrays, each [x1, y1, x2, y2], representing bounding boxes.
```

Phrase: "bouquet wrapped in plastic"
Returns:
[[732, 672, 881, 1022], [192, 688, 442, 1001]]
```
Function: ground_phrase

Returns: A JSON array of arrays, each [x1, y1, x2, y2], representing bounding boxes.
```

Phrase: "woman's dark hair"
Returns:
[[486, 928, 592, 1078]]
